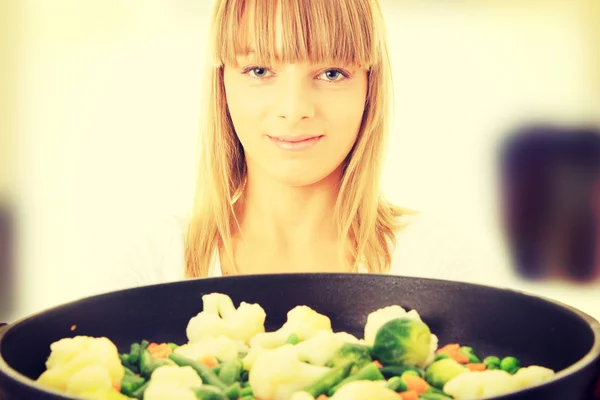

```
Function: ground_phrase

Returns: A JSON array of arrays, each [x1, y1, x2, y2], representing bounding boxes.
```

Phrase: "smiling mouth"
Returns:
[[267, 135, 324, 151], [269, 135, 323, 143]]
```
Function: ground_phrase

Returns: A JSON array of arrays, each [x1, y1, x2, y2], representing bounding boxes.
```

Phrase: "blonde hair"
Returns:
[[185, 0, 414, 278]]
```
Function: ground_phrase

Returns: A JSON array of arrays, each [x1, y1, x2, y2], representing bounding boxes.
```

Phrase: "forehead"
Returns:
[[215, 0, 379, 67]]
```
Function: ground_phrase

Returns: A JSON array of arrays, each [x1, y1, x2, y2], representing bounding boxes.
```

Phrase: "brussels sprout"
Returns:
[[500, 356, 521, 374], [401, 370, 421, 378], [483, 356, 501, 370], [326, 343, 372, 374], [371, 318, 432, 367], [424, 358, 468, 389]]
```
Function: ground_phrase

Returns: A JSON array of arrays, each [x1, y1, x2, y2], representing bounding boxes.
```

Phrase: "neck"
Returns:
[[235, 167, 342, 247]]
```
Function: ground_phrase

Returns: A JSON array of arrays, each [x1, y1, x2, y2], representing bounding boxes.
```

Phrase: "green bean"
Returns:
[[304, 361, 354, 398], [459, 346, 481, 363], [191, 385, 228, 400], [120, 374, 146, 396], [224, 382, 241, 399], [218, 359, 243, 385], [168, 353, 229, 391], [119, 354, 139, 374], [328, 362, 384, 395], [128, 343, 141, 364], [139, 349, 153, 377], [380, 365, 424, 378], [130, 380, 149, 399]]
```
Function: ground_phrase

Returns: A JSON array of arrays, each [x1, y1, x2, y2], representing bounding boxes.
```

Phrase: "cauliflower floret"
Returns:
[[249, 344, 331, 400], [186, 293, 266, 344], [444, 370, 521, 399], [329, 380, 400, 400], [250, 306, 332, 349], [289, 391, 316, 400], [364, 305, 438, 366], [37, 336, 124, 395], [65, 365, 112, 395], [144, 384, 197, 400], [174, 335, 245, 363], [144, 365, 203, 400], [443, 365, 556, 399], [513, 365, 555, 388], [294, 330, 361, 366], [242, 330, 359, 374]]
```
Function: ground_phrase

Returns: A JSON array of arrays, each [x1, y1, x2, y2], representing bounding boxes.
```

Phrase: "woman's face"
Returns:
[[223, 33, 369, 188]]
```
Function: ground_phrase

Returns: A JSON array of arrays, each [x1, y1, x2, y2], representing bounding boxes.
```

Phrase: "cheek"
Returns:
[[322, 86, 367, 144], [224, 77, 268, 142]]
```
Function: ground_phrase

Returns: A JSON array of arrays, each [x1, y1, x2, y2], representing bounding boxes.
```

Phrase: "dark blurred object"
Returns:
[[499, 124, 600, 283], [0, 203, 14, 321]]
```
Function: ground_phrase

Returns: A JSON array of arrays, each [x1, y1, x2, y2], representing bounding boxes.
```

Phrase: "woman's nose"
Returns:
[[275, 74, 315, 123]]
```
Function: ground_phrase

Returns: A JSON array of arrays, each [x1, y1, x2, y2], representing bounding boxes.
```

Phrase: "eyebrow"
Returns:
[[237, 47, 255, 56]]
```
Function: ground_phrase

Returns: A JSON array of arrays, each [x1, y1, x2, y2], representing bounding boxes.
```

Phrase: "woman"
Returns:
[[100, 0, 503, 293]]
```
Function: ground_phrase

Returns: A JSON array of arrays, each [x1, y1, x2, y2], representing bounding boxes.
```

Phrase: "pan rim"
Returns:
[[0, 273, 599, 399]]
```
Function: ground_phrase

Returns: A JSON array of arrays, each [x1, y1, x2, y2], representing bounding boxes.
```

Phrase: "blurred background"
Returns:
[[0, 0, 599, 322]]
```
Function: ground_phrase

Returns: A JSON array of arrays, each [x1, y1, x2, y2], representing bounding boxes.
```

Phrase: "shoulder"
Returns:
[[388, 212, 508, 287]]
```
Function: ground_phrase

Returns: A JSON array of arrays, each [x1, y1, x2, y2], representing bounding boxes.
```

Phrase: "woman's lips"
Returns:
[[268, 135, 324, 151]]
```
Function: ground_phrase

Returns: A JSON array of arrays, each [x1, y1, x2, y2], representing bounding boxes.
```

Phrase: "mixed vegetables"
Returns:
[[35, 293, 557, 400]]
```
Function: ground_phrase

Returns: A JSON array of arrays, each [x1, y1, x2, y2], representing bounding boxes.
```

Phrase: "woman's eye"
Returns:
[[246, 67, 272, 79], [318, 69, 347, 82]]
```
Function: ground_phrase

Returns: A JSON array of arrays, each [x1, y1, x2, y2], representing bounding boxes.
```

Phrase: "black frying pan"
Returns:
[[0, 274, 599, 399]]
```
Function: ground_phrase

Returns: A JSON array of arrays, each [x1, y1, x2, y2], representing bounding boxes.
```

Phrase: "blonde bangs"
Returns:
[[213, 0, 381, 69]]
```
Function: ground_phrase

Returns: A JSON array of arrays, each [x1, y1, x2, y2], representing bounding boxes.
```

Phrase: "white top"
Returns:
[[91, 212, 510, 296]]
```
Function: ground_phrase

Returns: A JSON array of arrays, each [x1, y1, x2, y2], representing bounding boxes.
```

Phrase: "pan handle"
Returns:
[[0, 322, 8, 336]]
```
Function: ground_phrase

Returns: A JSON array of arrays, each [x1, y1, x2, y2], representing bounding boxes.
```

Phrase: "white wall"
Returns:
[[7, 0, 600, 321]]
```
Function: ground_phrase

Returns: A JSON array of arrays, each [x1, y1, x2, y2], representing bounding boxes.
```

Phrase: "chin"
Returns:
[[271, 166, 342, 188]]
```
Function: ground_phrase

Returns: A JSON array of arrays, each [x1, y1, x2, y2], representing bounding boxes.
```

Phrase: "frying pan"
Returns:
[[0, 274, 599, 399]]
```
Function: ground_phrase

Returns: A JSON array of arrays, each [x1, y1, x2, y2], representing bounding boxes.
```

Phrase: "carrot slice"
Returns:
[[147, 343, 173, 360], [402, 375, 429, 394], [448, 350, 470, 364], [399, 390, 419, 400], [316, 395, 328, 400], [437, 346, 469, 364], [466, 363, 486, 371], [147, 342, 159, 350], [198, 354, 219, 368], [435, 344, 460, 354], [373, 360, 383, 369]]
